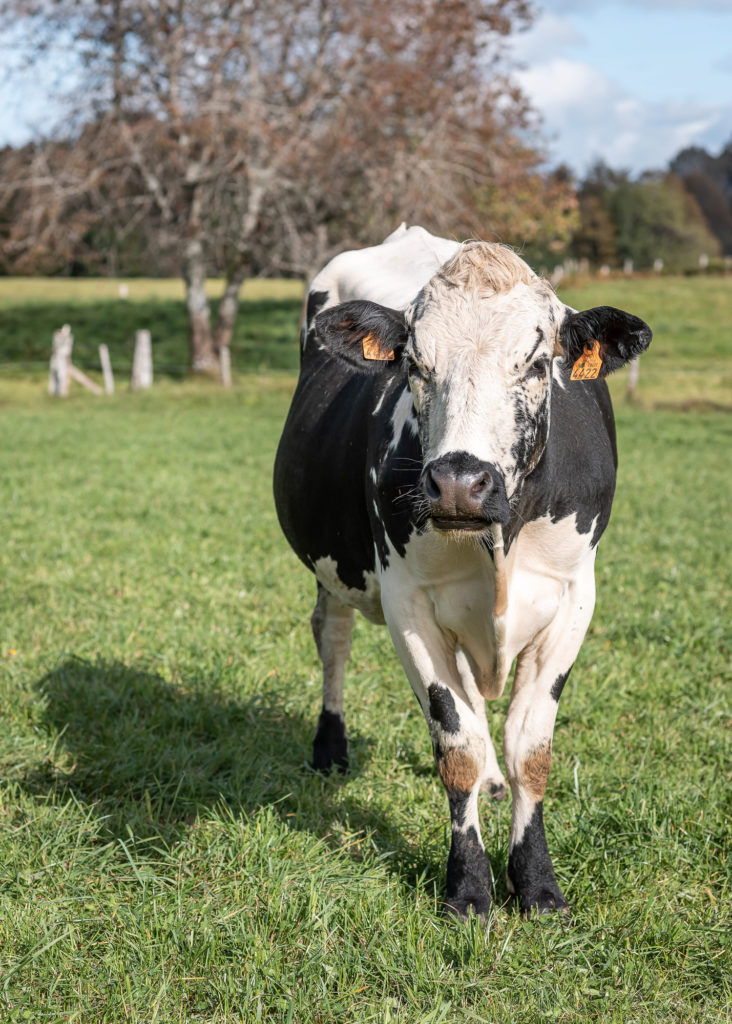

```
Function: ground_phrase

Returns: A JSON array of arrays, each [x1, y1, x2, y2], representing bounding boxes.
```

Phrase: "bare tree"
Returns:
[[1, 0, 553, 374]]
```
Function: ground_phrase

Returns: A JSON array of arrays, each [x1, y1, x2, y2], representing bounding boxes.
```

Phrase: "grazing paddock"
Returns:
[[0, 277, 304, 376], [0, 276, 730, 1022]]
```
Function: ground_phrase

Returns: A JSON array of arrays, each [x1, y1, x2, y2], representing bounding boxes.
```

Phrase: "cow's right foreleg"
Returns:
[[311, 584, 354, 773], [382, 585, 493, 921], [456, 648, 507, 801]]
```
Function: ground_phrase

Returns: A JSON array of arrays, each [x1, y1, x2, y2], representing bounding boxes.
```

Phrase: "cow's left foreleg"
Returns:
[[504, 567, 595, 916], [311, 585, 354, 773], [503, 663, 569, 916]]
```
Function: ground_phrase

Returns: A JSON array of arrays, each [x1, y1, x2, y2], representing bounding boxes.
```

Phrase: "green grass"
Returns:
[[560, 275, 732, 410], [0, 277, 303, 376], [1, 273, 730, 409], [0, 277, 730, 1022]]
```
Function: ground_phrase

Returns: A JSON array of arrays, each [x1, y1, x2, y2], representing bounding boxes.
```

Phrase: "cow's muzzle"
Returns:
[[421, 453, 510, 532]]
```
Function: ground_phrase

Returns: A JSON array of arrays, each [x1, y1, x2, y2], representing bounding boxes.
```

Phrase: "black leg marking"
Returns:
[[312, 708, 348, 774], [427, 683, 460, 734], [507, 803, 568, 917], [443, 793, 492, 921], [549, 667, 572, 703]]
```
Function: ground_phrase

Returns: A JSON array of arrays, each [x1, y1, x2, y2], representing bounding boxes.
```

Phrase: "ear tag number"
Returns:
[[570, 339, 602, 381], [362, 332, 395, 361]]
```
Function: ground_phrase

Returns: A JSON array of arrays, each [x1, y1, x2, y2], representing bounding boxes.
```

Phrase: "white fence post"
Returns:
[[626, 357, 640, 402], [99, 344, 115, 395], [220, 346, 232, 389], [69, 364, 104, 395], [48, 324, 73, 397], [131, 329, 153, 389]]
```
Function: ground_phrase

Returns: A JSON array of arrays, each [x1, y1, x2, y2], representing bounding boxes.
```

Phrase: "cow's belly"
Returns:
[[313, 555, 385, 624]]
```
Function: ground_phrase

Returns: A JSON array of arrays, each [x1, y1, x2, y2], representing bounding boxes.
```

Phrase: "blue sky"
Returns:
[[1, 0, 731, 177], [511, 0, 732, 173]]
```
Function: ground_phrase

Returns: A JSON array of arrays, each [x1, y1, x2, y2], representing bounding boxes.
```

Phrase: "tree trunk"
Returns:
[[214, 266, 248, 355], [184, 236, 219, 374]]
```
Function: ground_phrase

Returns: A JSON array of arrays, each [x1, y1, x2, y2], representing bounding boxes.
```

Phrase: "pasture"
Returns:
[[0, 275, 730, 1022]]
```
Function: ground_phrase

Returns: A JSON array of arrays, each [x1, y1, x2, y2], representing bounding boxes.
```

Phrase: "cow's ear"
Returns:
[[559, 305, 652, 377], [314, 300, 407, 373]]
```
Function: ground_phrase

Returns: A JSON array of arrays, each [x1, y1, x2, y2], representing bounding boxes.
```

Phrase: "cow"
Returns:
[[273, 225, 651, 920]]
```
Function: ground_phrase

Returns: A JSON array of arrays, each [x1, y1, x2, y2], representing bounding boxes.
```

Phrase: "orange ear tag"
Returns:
[[570, 339, 602, 381], [361, 332, 394, 361]]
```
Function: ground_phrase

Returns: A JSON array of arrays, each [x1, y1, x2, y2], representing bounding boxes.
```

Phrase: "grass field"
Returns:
[[0, 278, 304, 376], [1, 272, 731, 408], [0, 276, 730, 1022]]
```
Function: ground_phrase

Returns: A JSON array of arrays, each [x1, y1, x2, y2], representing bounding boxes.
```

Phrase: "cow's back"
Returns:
[[308, 226, 459, 315]]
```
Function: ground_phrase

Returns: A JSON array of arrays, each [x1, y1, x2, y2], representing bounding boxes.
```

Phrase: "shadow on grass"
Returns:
[[23, 656, 453, 895], [25, 657, 329, 831]]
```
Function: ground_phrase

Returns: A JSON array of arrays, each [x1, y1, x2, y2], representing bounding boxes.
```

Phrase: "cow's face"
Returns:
[[314, 242, 651, 536], [405, 257, 564, 528]]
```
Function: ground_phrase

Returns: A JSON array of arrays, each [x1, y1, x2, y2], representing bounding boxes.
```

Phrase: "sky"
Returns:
[[510, 0, 732, 174], [0, 0, 731, 178]]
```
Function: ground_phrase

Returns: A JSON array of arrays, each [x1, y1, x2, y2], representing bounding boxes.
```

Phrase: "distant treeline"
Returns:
[[566, 144, 732, 275], [1, 139, 729, 282]]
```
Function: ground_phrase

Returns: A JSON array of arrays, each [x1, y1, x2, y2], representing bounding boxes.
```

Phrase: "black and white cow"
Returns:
[[274, 225, 651, 919]]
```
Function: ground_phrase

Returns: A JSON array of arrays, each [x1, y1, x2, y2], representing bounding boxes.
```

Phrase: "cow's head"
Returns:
[[314, 241, 651, 535]]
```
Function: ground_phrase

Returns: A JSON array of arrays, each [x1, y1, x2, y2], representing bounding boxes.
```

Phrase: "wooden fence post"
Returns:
[[99, 345, 115, 395], [69, 364, 104, 395], [220, 346, 232, 388], [131, 329, 152, 389], [48, 324, 73, 397], [626, 357, 640, 402]]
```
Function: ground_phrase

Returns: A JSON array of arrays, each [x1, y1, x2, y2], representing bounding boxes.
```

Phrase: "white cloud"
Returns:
[[510, 3, 732, 173], [517, 58, 612, 115], [515, 55, 732, 172], [511, 13, 584, 63], [537, 0, 732, 12]]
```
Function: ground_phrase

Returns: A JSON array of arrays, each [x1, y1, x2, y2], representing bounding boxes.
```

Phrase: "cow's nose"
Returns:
[[422, 454, 510, 527], [424, 464, 491, 509]]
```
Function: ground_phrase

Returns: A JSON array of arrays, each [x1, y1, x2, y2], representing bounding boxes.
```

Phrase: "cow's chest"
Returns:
[[378, 529, 503, 690]]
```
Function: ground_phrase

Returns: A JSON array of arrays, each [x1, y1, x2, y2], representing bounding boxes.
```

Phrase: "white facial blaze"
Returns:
[[407, 262, 565, 498]]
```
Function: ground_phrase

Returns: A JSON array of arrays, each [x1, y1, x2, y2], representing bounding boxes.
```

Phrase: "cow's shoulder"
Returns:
[[274, 355, 386, 588], [367, 379, 424, 567], [508, 364, 617, 551]]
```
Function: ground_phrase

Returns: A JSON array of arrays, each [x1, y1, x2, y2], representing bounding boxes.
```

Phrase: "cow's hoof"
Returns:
[[480, 776, 507, 801], [518, 888, 570, 919], [443, 892, 493, 923], [312, 709, 348, 774]]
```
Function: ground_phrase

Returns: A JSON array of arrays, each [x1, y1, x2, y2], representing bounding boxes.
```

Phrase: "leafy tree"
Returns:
[[608, 174, 720, 271], [568, 161, 721, 271], [0, 0, 558, 377], [671, 143, 732, 255]]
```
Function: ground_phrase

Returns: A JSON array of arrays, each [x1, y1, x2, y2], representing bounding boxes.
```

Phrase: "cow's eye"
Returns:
[[524, 357, 549, 381]]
